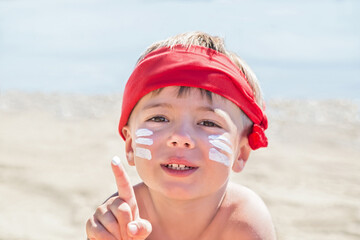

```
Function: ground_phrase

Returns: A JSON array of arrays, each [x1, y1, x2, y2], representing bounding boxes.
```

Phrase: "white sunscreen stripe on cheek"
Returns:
[[209, 140, 233, 154], [135, 128, 153, 137], [209, 148, 230, 167], [135, 137, 153, 145], [208, 135, 231, 145], [135, 147, 152, 160]]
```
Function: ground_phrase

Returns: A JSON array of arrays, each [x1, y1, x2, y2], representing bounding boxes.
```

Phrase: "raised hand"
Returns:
[[86, 156, 152, 240]]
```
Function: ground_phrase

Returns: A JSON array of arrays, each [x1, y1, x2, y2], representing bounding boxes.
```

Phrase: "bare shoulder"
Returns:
[[221, 183, 276, 240]]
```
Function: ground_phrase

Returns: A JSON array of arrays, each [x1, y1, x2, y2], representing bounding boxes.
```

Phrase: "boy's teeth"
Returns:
[[166, 163, 193, 170]]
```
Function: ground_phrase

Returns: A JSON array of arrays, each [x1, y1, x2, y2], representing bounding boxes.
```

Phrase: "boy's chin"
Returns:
[[148, 181, 228, 201]]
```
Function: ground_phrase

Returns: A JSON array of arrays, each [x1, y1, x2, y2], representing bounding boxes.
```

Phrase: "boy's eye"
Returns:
[[148, 116, 169, 122], [199, 120, 220, 128]]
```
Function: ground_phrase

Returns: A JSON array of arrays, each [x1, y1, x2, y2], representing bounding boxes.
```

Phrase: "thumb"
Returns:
[[127, 219, 152, 239]]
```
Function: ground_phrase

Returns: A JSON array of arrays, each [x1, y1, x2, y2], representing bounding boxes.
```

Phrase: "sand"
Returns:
[[0, 91, 359, 240]]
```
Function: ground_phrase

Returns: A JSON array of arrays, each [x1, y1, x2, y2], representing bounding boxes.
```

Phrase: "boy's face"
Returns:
[[122, 86, 251, 200]]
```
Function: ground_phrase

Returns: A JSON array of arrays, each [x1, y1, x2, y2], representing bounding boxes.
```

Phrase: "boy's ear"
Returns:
[[122, 126, 135, 166], [232, 138, 251, 173]]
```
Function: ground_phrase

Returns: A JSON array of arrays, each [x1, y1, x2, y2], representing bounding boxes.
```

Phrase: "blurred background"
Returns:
[[1, 0, 359, 99], [0, 0, 359, 239]]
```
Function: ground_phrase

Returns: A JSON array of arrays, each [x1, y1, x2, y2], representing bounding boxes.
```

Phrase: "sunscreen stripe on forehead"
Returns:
[[135, 147, 152, 160], [209, 135, 231, 144], [135, 138, 153, 146], [136, 128, 153, 137], [209, 140, 233, 154], [209, 148, 230, 167]]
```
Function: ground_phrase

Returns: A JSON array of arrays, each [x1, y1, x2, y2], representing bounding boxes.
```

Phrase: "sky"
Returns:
[[0, 0, 359, 99]]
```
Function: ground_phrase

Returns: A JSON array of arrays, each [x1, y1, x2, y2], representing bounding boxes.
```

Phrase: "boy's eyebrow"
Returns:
[[143, 103, 215, 112], [143, 103, 173, 110], [196, 106, 215, 112]]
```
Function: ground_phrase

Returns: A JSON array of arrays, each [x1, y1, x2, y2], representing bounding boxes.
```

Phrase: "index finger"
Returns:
[[111, 156, 139, 219]]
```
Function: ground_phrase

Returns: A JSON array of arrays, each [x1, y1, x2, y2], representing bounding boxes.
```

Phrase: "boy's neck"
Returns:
[[142, 182, 229, 240]]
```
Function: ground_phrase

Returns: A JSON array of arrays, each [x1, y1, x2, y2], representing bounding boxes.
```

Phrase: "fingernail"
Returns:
[[128, 223, 138, 235], [112, 156, 121, 165]]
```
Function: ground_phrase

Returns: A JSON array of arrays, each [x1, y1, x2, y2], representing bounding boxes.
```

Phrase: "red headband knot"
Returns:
[[119, 45, 268, 150]]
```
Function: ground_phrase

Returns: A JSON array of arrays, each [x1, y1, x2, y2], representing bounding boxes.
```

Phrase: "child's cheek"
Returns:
[[134, 128, 153, 160], [208, 135, 233, 167]]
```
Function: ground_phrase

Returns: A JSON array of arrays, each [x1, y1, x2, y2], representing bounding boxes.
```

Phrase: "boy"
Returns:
[[86, 32, 276, 240]]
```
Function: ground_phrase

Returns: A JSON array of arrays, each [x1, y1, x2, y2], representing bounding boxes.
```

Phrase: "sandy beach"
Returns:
[[0, 91, 359, 240]]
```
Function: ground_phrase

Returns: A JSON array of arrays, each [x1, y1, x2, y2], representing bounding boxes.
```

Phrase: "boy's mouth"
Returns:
[[163, 163, 196, 171]]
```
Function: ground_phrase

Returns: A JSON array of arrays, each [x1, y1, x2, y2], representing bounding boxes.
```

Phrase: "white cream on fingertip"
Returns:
[[112, 156, 121, 165]]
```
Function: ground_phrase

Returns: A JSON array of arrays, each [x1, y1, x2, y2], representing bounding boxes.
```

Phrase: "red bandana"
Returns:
[[118, 45, 268, 150]]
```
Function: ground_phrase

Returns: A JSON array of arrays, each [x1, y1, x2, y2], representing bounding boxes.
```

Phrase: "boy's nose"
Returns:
[[167, 128, 195, 149]]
